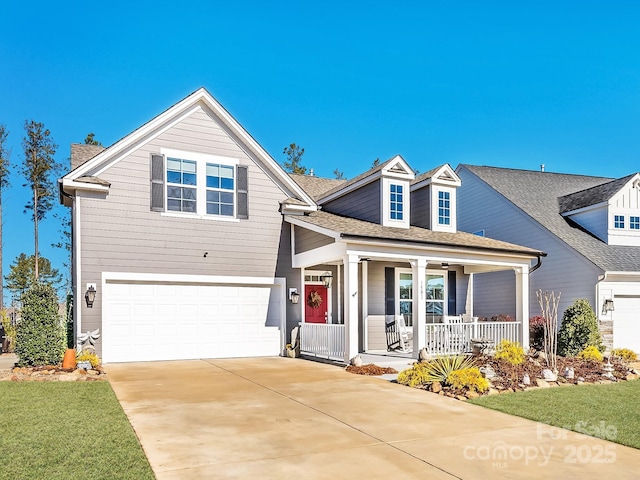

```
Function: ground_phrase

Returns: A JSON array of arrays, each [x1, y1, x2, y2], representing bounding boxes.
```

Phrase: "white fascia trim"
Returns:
[[285, 215, 342, 240], [102, 271, 281, 287], [600, 271, 640, 277], [343, 238, 538, 262], [411, 165, 461, 191], [561, 201, 608, 217], [74, 196, 82, 340], [293, 242, 347, 268], [280, 204, 318, 214], [62, 178, 110, 194]]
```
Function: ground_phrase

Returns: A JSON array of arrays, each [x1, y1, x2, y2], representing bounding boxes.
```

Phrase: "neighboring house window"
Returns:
[[614, 215, 625, 229], [206, 163, 235, 216], [438, 191, 451, 225], [631, 216, 640, 230], [167, 158, 197, 213], [390, 184, 403, 220]]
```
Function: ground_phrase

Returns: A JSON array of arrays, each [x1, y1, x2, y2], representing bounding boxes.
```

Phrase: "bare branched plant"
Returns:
[[536, 290, 561, 372]]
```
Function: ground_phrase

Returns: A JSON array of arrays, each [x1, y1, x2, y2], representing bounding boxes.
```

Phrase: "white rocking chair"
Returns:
[[396, 315, 413, 353]]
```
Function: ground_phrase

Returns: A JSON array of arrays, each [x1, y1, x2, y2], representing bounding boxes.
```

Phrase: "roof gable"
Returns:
[[559, 173, 638, 214], [412, 163, 461, 189], [62, 88, 316, 209]]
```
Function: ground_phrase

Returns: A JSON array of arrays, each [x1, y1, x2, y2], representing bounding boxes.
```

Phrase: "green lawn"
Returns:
[[0, 382, 154, 480], [469, 380, 640, 449]]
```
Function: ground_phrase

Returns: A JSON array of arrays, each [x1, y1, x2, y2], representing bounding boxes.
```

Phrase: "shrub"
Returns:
[[15, 284, 66, 366], [611, 348, 637, 363], [397, 356, 476, 387], [577, 345, 603, 362], [495, 339, 525, 366], [557, 299, 604, 356], [529, 315, 545, 351], [76, 349, 101, 368], [491, 314, 513, 322], [1, 310, 17, 353], [447, 367, 489, 392]]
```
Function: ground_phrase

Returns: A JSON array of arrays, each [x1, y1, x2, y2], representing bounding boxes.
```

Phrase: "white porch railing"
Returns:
[[299, 323, 345, 361], [424, 320, 522, 356]]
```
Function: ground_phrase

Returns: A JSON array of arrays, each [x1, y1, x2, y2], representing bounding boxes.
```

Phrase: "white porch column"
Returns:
[[514, 265, 530, 349], [412, 258, 427, 356], [362, 260, 369, 351], [344, 254, 360, 363]]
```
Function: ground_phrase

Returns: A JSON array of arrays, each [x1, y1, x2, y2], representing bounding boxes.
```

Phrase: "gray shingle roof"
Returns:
[[558, 174, 636, 213], [289, 174, 347, 200], [294, 210, 543, 256], [461, 165, 640, 271]]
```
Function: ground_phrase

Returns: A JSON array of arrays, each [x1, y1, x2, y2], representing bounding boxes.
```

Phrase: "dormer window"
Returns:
[[438, 191, 451, 225], [390, 184, 404, 220], [614, 215, 625, 229]]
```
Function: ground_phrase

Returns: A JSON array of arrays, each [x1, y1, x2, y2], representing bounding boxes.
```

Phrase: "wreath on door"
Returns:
[[307, 290, 323, 308]]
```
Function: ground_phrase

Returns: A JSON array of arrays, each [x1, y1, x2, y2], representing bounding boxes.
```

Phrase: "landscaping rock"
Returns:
[[58, 373, 78, 382], [626, 373, 639, 381], [431, 381, 442, 393], [87, 369, 100, 376], [455, 395, 467, 401], [542, 369, 557, 381], [487, 388, 500, 396], [480, 365, 497, 379], [438, 391, 445, 395], [466, 390, 480, 399], [536, 379, 550, 388]]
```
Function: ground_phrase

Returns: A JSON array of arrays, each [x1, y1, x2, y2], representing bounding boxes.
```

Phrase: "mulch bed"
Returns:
[[1, 364, 107, 382], [346, 363, 398, 375]]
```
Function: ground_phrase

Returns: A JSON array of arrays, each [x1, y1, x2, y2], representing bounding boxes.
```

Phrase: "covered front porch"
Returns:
[[286, 215, 541, 364]]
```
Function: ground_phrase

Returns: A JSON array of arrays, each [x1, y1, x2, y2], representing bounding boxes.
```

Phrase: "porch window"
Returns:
[[426, 274, 445, 323], [631, 216, 640, 230], [614, 215, 625, 229], [438, 191, 450, 225], [398, 272, 413, 326]]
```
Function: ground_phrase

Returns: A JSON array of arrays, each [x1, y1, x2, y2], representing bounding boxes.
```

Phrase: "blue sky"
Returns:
[[1, 1, 640, 301]]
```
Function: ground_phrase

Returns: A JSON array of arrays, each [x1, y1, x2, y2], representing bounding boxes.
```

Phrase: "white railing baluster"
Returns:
[[299, 323, 346, 361]]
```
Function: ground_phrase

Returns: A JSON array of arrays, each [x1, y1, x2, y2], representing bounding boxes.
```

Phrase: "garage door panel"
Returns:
[[613, 297, 640, 353], [104, 281, 282, 363]]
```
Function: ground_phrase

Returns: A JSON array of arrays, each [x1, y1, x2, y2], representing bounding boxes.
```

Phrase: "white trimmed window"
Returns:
[[438, 191, 451, 225], [631, 216, 640, 230], [151, 149, 248, 219], [390, 184, 404, 220], [614, 215, 625, 229]]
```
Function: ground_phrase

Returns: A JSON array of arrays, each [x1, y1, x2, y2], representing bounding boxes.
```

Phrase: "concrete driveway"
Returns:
[[107, 357, 640, 479]]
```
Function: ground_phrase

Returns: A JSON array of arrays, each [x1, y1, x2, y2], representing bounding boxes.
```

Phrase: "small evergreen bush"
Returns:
[[557, 299, 604, 357], [495, 339, 525, 366], [577, 345, 603, 362], [15, 284, 65, 366], [611, 348, 637, 362], [447, 367, 489, 392]]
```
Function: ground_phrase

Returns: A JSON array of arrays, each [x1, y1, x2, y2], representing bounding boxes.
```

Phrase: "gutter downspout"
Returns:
[[530, 254, 544, 274]]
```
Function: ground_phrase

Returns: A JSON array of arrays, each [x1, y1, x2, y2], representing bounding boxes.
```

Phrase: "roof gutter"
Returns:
[[530, 254, 544, 274]]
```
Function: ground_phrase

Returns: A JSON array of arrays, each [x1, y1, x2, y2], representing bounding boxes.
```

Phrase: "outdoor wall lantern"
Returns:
[[602, 299, 614, 315], [441, 263, 449, 269], [85, 284, 97, 308], [321, 271, 333, 288], [289, 288, 300, 304]]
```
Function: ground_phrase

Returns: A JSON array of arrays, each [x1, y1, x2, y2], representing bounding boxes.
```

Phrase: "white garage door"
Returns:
[[102, 281, 283, 363], [613, 296, 640, 353]]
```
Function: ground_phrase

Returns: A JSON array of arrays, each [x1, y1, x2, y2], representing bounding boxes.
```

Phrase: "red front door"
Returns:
[[305, 285, 328, 323]]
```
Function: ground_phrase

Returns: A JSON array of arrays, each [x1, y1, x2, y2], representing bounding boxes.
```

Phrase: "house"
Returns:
[[456, 164, 640, 353], [59, 88, 544, 364]]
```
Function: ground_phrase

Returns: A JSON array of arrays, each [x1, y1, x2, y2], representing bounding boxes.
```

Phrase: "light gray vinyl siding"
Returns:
[[78, 108, 293, 351], [410, 187, 431, 229], [568, 206, 608, 242], [322, 179, 381, 224], [457, 166, 602, 320], [294, 226, 335, 254]]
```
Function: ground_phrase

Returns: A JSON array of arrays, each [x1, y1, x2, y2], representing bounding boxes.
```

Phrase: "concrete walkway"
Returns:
[[107, 357, 640, 479]]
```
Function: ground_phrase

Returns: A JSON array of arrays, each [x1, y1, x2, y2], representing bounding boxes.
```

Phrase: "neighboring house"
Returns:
[[456, 164, 640, 353], [59, 88, 543, 364]]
